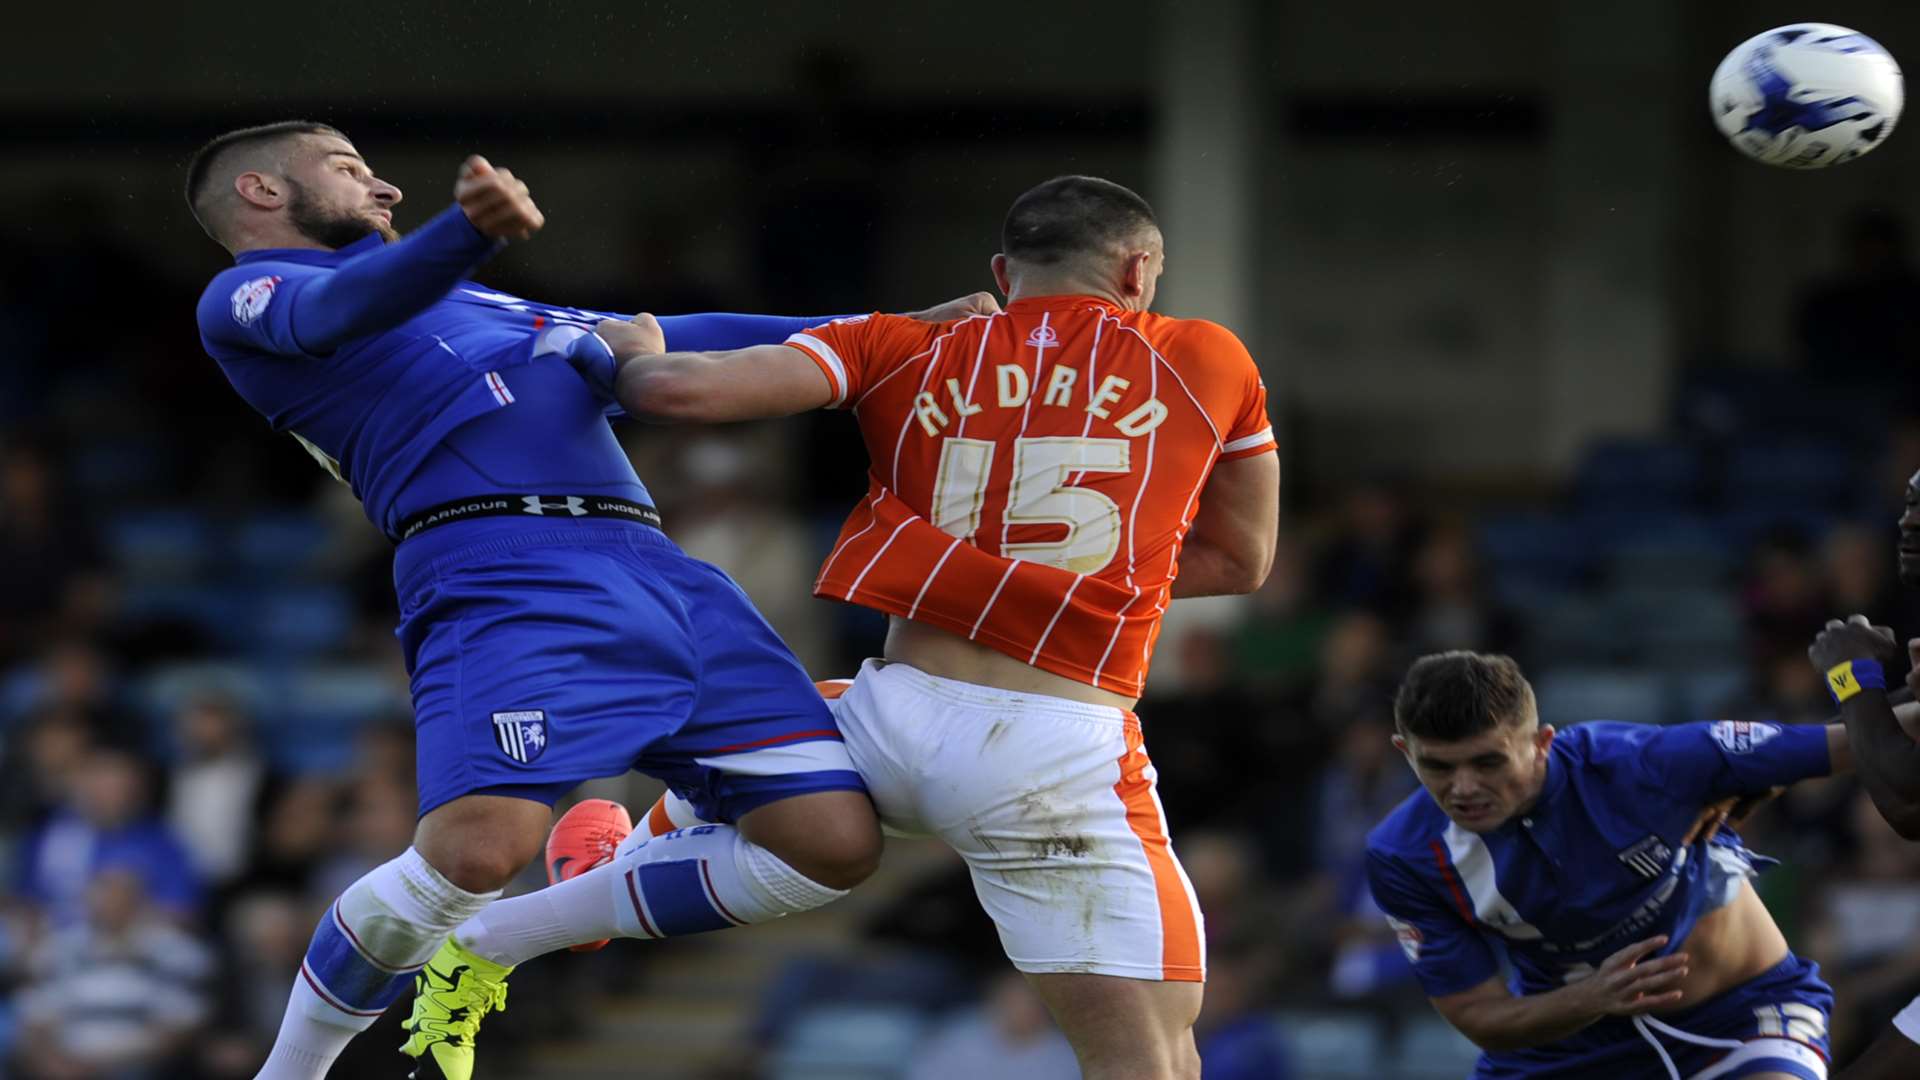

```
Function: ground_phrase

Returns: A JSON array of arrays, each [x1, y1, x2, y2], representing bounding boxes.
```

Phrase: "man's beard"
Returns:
[[286, 179, 397, 248]]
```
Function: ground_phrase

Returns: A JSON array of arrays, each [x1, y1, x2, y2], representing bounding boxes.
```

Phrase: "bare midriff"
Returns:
[[1652, 879, 1789, 1015], [883, 616, 1140, 712]]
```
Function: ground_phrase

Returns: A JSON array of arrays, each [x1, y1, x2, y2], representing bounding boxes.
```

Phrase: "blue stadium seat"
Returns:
[[1603, 532, 1735, 590], [106, 510, 215, 580], [119, 582, 252, 647], [1572, 439, 1704, 511], [1674, 666, 1750, 723], [1715, 505, 1838, 549], [1533, 668, 1670, 727], [1532, 596, 1623, 666], [1275, 1010, 1386, 1080], [1725, 440, 1859, 509], [230, 512, 336, 581], [1477, 514, 1591, 593], [1603, 587, 1743, 666], [770, 1005, 927, 1080], [1390, 1016, 1485, 1079], [131, 662, 277, 761], [284, 663, 405, 724], [246, 587, 355, 658]]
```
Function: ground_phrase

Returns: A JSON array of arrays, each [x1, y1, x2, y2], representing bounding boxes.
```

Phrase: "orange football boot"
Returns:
[[545, 798, 633, 952]]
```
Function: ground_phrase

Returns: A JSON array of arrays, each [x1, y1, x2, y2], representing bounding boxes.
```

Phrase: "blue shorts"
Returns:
[[393, 519, 866, 820], [1477, 954, 1831, 1079]]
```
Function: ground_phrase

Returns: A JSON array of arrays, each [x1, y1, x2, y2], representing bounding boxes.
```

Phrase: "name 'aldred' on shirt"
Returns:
[[785, 295, 1275, 698]]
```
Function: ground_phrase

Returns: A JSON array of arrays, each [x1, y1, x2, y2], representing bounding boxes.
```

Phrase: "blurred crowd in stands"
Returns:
[[1, 200, 1919, 1078]]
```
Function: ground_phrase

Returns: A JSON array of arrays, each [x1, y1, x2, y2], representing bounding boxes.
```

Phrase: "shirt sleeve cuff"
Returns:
[[1220, 427, 1277, 460], [784, 333, 849, 408]]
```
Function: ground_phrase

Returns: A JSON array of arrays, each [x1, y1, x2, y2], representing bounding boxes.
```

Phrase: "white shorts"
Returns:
[[832, 658, 1205, 982]]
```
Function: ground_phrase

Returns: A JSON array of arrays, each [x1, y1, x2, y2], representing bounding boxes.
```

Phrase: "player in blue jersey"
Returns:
[[186, 120, 985, 1080], [1368, 650, 1857, 1079]]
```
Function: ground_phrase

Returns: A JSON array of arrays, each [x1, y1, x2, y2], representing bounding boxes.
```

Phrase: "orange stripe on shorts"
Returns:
[[1113, 716, 1204, 981], [645, 795, 675, 838]]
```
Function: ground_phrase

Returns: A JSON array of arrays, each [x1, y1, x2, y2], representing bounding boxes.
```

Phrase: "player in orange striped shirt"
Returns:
[[584, 177, 1277, 1079]]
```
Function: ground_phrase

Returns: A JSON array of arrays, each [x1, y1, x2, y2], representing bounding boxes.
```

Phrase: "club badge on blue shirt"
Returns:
[[493, 710, 549, 764]]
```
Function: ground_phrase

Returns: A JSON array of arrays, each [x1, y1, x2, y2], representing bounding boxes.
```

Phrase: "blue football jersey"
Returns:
[[196, 204, 832, 538], [1366, 720, 1831, 1001]]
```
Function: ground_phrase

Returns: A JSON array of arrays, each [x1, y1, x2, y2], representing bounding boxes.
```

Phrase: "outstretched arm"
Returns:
[[280, 157, 543, 354]]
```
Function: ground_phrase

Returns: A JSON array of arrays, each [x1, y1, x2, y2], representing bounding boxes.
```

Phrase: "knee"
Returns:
[[414, 799, 549, 893], [426, 843, 528, 893], [796, 815, 883, 891]]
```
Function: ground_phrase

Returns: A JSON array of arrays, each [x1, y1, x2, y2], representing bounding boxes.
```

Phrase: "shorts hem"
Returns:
[[717, 777, 871, 822], [1009, 958, 1205, 983]]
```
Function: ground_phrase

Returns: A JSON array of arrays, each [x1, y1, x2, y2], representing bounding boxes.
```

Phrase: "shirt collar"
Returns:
[[234, 232, 386, 266], [1004, 294, 1126, 317]]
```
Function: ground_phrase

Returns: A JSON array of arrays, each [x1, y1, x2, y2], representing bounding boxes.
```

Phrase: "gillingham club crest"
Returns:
[[492, 710, 549, 764]]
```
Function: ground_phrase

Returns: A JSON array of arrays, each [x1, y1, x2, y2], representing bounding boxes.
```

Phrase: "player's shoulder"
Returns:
[[1128, 312, 1252, 357], [1365, 787, 1449, 862], [1556, 720, 1656, 761], [196, 260, 315, 337]]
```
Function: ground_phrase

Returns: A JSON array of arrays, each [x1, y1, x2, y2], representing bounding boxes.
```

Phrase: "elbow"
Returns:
[[1222, 543, 1276, 595], [1448, 1018, 1521, 1053]]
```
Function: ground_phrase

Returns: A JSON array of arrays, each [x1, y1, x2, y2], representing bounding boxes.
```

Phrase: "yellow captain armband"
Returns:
[[1827, 659, 1885, 704]]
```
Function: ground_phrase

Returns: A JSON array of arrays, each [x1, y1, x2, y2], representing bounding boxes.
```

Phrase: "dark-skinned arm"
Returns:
[[1810, 615, 1920, 839]]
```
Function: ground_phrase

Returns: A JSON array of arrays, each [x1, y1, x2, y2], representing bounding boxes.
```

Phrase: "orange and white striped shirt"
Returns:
[[786, 295, 1274, 698]]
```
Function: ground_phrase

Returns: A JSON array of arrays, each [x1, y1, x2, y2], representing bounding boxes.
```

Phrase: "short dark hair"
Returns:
[[1394, 651, 1536, 741], [1001, 175, 1158, 266], [185, 120, 344, 242]]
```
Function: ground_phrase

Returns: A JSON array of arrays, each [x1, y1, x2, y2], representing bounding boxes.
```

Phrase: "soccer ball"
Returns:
[[1710, 23, 1904, 168]]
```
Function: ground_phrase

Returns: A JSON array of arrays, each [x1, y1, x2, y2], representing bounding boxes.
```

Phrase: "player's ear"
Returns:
[[1120, 251, 1147, 298], [990, 254, 1013, 298], [1535, 724, 1556, 753], [234, 171, 286, 210], [1391, 733, 1411, 761]]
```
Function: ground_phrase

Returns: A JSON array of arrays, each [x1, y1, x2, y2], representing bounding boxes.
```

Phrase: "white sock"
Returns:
[[257, 978, 374, 1078], [256, 848, 500, 1080], [455, 824, 845, 967]]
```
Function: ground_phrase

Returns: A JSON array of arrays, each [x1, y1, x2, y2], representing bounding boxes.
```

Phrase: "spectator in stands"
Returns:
[[907, 971, 1079, 1080], [1405, 519, 1520, 660], [1794, 206, 1920, 388], [1806, 792, 1920, 1059], [1742, 527, 1827, 668], [668, 432, 834, 674], [0, 435, 109, 668], [1196, 929, 1294, 1080], [165, 692, 265, 887], [1232, 537, 1333, 694], [0, 704, 99, 829], [14, 865, 213, 1078], [1824, 522, 1920, 634], [17, 745, 200, 925], [198, 891, 309, 1077], [311, 773, 415, 903], [352, 717, 415, 790], [228, 776, 338, 897], [1146, 629, 1266, 831], [1311, 476, 1422, 620], [3, 637, 118, 727], [1315, 715, 1416, 878]]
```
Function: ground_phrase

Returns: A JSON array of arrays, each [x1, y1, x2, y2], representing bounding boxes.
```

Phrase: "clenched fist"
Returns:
[[455, 156, 545, 242]]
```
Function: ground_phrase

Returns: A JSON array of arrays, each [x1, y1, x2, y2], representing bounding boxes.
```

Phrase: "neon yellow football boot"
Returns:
[[399, 938, 512, 1080]]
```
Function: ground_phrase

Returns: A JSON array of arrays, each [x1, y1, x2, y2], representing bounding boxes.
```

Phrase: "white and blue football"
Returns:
[[1710, 23, 1903, 168]]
